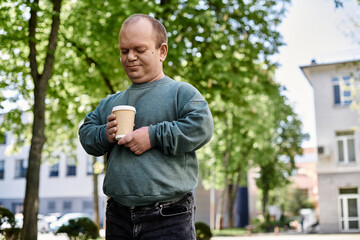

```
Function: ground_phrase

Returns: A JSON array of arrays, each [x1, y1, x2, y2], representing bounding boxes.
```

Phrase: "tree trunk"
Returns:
[[92, 156, 100, 230], [215, 189, 225, 230], [227, 184, 235, 228], [21, 0, 62, 239], [227, 170, 242, 228], [21, 83, 45, 240], [262, 188, 269, 221]]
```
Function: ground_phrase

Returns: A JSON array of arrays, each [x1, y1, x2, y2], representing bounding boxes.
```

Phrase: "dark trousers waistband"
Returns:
[[108, 192, 193, 212]]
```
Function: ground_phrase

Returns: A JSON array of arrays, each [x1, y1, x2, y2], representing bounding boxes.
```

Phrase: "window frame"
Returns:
[[14, 159, 27, 179], [63, 201, 72, 212], [336, 131, 356, 164], [332, 75, 352, 107], [0, 160, 4, 180], [48, 201, 56, 212], [66, 157, 76, 177], [49, 162, 59, 177]]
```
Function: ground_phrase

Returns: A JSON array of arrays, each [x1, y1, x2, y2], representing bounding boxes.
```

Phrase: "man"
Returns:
[[79, 14, 213, 239]]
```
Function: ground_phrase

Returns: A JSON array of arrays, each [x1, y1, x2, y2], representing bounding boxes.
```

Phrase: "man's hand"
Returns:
[[106, 113, 117, 143], [118, 126, 151, 155]]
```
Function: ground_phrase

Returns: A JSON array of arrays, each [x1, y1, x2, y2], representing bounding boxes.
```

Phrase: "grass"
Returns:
[[212, 228, 248, 236]]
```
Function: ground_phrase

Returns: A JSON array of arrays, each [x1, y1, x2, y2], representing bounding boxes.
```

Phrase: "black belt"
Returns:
[[110, 192, 192, 212]]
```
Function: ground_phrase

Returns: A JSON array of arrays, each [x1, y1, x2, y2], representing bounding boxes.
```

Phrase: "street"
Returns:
[[38, 232, 360, 240]]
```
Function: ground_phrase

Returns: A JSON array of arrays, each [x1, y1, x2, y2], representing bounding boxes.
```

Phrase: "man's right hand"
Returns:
[[106, 113, 117, 143]]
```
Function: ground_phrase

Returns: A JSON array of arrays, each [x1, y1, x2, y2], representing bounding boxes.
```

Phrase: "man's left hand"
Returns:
[[118, 126, 151, 155]]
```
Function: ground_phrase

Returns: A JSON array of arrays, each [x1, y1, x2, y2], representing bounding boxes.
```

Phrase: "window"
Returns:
[[0, 160, 4, 180], [332, 76, 352, 106], [48, 201, 56, 212], [66, 157, 76, 176], [63, 201, 72, 212], [15, 159, 27, 178], [49, 162, 59, 177], [12, 203, 23, 214], [339, 188, 359, 231], [336, 131, 356, 164], [82, 201, 93, 213]]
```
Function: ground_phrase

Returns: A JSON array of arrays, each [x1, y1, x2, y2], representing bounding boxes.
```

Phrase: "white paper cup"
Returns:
[[112, 105, 136, 140]]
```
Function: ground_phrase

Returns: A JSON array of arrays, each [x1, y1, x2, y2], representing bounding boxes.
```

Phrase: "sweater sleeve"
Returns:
[[148, 91, 213, 156], [78, 102, 114, 156]]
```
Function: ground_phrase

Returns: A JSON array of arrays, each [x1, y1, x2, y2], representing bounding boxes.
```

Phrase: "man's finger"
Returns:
[[118, 133, 134, 145], [107, 121, 117, 130], [108, 113, 116, 121]]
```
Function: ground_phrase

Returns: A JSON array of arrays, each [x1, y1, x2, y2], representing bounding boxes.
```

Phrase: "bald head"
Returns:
[[120, 14, 167, 49]]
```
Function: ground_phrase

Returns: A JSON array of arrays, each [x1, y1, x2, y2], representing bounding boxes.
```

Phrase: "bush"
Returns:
[[56, 217, 99, 240], [2, 228, 21, 240], [195, 222, 212, 240], [0, 207, 21, 240]]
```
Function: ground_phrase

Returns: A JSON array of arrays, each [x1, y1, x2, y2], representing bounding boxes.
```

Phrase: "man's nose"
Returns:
[[128, 50, 137, 61]]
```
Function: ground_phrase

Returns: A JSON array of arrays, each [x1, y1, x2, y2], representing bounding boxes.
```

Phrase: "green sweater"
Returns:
[[79, 76, 213, 206]]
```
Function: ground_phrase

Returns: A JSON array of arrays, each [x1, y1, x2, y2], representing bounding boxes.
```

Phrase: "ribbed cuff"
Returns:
[[148, 125, 158, 148]]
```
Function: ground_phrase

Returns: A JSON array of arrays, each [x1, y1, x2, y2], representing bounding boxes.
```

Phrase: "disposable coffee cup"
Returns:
[[112, 105, 136, 140]]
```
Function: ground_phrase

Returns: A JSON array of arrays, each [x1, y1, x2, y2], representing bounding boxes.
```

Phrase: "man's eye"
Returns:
[[137, 49, 146, 53], [121, 50, 128, 54]]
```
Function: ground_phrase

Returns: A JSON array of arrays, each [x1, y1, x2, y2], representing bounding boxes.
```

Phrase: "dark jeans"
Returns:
[[106, 192, 196, 240]]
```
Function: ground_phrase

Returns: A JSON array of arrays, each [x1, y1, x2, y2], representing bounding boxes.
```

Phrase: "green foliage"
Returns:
[[261, 184, 314, 230], [56, 217, 99, 240], [195, 222, 212, 240], [285, 188, 315, 216]]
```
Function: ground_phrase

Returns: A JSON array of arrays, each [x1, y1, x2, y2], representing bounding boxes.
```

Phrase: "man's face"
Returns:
[[119, 19, 167, 84]]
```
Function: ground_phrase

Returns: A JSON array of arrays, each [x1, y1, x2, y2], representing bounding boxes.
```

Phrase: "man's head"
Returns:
[[122, 14, 167, 48], [119, 14, 168, 84]]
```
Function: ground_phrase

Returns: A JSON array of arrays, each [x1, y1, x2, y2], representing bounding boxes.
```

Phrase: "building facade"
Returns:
[[301, 59, 360, 233]]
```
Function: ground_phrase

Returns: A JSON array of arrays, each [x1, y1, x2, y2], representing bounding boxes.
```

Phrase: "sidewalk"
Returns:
[[38, 232, 360, 240], [212, 233, 360, 240]]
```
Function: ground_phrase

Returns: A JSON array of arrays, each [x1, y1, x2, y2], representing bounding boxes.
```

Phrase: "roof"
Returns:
[[299, 59, 360, 86]]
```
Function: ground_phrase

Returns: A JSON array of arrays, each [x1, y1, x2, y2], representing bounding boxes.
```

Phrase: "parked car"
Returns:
[[37, 214, 50, 234], [49, 212, 92, 234]]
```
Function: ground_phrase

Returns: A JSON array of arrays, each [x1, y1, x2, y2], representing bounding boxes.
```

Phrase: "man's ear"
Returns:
[[159, 43, 168, 62]]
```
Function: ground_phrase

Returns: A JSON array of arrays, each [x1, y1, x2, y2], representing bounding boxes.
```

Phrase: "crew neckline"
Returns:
[[128, 76, 171, 90]]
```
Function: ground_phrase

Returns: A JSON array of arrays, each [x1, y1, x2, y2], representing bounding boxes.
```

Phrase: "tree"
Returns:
[[0, 1, 63, 239], [23, 1, 63, 239], [1, 0, 300, 232], [1, 0, 64, 238], [285, 188, 314, 216]]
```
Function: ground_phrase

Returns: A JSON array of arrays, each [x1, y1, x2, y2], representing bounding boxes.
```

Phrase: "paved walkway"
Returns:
[[212, 233, 360, 240], [39, 232, 360, 240]]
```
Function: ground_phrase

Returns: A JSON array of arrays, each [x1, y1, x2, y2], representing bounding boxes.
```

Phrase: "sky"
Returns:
[[275, 0, 360, 148]]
